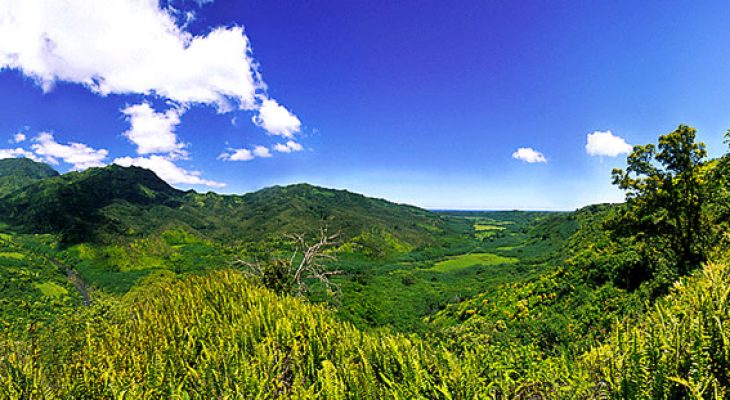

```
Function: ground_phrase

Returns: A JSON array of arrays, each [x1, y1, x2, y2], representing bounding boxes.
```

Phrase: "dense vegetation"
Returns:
[[0, 164, 452, 247], [0, 158, 58, 197], [4, 257, 730, 398], [1, 124, 729, 398]]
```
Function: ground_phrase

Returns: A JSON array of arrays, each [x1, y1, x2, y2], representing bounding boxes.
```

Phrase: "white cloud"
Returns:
[[273, 140, 303, 153], [122, 102, 187, 157], [220, 140, 302, 161], [252, 145, 272, 158], [114, 155, 225, 188], [31, 132, 108, 170], [586, 130, 632, 157], [10, 132, 26, 143], [512, 147, 547, 164], [218, 144, 273, 161], [218, 148, 253, 161], [253, 99, 301, 138], [0, 147, 39, 161], [0, 1, 264, 111], [0, 0, 306, 171]]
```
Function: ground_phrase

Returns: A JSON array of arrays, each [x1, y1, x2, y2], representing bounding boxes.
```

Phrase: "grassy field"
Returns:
[[474, 224, 506, 231], [33, 281, 69, 297], [430, 252, 517, 272]]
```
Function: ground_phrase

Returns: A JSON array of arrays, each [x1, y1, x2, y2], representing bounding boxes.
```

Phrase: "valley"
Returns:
[[0, 172, 571, 334], [4, 1, 730, 397], [1, 125, 730, 399]]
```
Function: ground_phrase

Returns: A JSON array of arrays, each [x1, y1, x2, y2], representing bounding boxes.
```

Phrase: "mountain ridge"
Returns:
[[0, 157, 60, 197], [0, 159, 453, 248]]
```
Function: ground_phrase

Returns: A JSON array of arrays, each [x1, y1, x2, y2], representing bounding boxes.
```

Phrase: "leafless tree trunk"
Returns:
[[236, 227, 342, 296], [288, 227, 341, 295]]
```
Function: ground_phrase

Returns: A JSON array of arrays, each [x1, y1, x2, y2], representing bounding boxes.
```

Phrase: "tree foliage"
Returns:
[[610, 124, 709, 289]]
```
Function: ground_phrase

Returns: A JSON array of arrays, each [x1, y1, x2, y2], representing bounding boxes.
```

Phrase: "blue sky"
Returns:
[[0, 1, 729, 210]]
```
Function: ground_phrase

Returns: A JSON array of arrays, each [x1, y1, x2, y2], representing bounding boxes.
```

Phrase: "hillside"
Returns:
[[4, 259, 730, 399], [0, 158, 59, 197], [0, 163, 453, 247], [0, 162, 471, 296], [233, 184, 446, 249], [0, 161, 569, 331], [0, 232, 82, 330]]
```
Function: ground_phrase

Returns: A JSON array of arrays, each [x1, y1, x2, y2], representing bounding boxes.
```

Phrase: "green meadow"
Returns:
[[430, 252, 517, 272]]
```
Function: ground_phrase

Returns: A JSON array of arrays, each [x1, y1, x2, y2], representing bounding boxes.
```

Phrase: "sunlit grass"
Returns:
[[0, 251, 25, 260], [33, 281, 68, 298], [474, 224, 506, 231], [430, 252, 517, 272]]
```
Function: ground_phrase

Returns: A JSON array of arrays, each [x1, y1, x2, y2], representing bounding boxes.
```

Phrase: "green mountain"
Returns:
[[231, 183, 448, 249], [0, 164, 183, 243], [0, 163, 453, 249], [0, 158, 59, 196]]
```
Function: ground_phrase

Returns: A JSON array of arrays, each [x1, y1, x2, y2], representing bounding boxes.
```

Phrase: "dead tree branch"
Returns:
[[236, 227, 342, 296]]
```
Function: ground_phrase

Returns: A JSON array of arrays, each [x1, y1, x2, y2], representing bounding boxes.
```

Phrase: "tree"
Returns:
[[704, 129, 730, 255], [611, 124, 708, 280], [236, 228, 342, 296]]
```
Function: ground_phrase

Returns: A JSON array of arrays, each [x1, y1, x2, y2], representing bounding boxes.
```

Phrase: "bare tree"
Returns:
[[236, 227, 342, 296]]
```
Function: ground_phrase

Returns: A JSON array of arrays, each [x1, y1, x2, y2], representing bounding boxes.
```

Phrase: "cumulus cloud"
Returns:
[[0, 0, 302, 135], [1, 0, 305, 185], [10, 132, 26, 143], [0, 1, 261, 110], [253, 99, 301, 138], [252, 145, 272, 158], [31, 132, 108, 170], [218, 144, 275, 161], [586, 130, 632, 157], [114, 155, 225, 188], [218, 148, 253, 161], [122, 102, 187, 157], [273, 140, 303, 153], [512, 147, 547, 163], [0, 147, 39, 161]]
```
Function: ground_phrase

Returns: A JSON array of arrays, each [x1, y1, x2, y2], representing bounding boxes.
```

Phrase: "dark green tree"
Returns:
[[611, 125, 708, 280], [704, 130, 730, 254]]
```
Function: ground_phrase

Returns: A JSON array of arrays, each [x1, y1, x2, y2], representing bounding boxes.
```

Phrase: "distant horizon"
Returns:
[[428, 208, 578, 213], [1, 1, 728, 210]]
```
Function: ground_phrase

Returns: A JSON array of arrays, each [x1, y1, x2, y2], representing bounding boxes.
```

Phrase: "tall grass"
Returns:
[[1, 270, 515, 399], [3, 260, 730, 399]]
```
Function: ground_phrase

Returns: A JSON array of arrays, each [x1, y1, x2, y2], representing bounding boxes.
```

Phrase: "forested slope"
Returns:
[[0, 161, 454, 248]]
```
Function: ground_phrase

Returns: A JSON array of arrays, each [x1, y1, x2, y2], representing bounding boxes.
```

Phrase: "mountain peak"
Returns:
[[0, 157, 60, 196], [0, 157, 59, 177], [70, 164, 181, 196], [0, 163, 184, 242]]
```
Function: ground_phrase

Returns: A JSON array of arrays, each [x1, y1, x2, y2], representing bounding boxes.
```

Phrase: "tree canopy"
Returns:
[[610, 124, 708, 289]]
